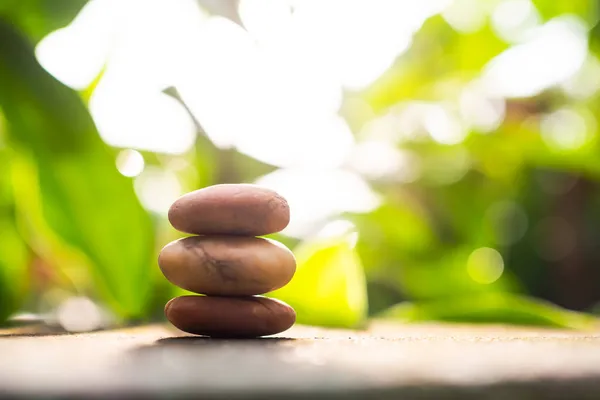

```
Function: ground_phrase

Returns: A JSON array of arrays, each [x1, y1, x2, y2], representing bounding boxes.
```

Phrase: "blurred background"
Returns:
[[1, 0, 600, 332]]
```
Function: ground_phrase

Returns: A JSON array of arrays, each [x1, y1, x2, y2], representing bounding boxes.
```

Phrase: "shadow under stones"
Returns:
[[128, 335, 299, 363], [155, 335, 297, 345]]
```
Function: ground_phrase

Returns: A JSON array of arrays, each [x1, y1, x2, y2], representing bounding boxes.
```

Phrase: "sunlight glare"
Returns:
[[540, 108, 591, 151], [481, 16, 588, 98], [347, 140, 421, 183], [442, 0, 491, 33], [424, 105, 467, 145], [491, 0, 540, 43], [237, 114, 355, 169], [116, 149, 145, 178], [134, 167, 183, 214], [35, 0, 114, 90], [255, 168, 380, 238], [360, 113, 404, 143], [393, 102, 432, 142], [37, 0, 206, 155], [562, 55, 600, 100], [240, 0, 449, 91], [459, 82, 506, 132], [176, 17, 353, 168], [467, 248, 504, 284], [89, 78, 196, 155], [56, 297, 105, 333], [102, 0, 208, 92], [176, 17, 259, 150], [316, 220, 359, 249]]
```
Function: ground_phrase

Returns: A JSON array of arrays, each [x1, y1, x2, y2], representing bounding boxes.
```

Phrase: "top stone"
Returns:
[[168, 184, 290, 236]]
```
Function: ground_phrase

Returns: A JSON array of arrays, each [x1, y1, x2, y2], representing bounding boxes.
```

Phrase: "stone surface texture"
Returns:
[[1, 322, 600, 399]]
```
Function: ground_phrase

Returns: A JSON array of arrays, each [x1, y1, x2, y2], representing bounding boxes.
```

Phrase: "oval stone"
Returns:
[[168, 184, 290, 236], [165, 296, 296, 337], [158, 236, 296, 296]]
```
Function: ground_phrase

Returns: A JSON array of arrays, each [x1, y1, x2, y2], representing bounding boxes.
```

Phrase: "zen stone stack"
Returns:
[[158, 184, 297, 338]]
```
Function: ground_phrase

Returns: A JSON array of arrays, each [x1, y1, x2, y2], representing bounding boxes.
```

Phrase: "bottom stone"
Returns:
[[165, 295, 296, 338]]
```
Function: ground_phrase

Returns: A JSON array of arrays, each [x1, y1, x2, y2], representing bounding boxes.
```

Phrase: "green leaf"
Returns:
[[0, 18, 154, 319], [0, 219, 29, 324], [378, 293, 598, 329], [0, 150, 29, 323], [269, 228, 368, 329], [0, 0, 87, 43]]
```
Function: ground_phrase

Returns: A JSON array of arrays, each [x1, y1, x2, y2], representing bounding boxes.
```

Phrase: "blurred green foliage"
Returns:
[[0, 0, 599, 330], [0, 18, 154, 319], [270, 230, 368, 328], [0, 151, 29, 322], [0, 5, 156, 321], [379, 293, 597, 329], [0, 0, 87, 42]]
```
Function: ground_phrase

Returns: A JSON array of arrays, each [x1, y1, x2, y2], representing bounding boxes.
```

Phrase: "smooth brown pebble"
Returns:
[[165, 296, 296, 338], [168, 184, 290, 236], [158, 236, 296, 296]]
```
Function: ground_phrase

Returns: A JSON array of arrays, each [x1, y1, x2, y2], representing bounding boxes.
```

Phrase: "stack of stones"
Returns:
[[158, 184, 297, 338]]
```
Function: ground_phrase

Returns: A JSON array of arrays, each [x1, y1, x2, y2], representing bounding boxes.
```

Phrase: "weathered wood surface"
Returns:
[[2, 322, 600, 399]]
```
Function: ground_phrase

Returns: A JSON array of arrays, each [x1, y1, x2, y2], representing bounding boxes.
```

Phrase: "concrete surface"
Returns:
[[1, 322, 600, 399]]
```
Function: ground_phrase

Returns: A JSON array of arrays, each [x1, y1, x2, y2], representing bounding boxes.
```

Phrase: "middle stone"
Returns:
[[158, 236, 296, 296]]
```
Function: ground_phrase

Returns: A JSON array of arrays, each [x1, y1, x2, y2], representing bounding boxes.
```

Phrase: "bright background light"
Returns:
[[32, 0, 599, 246], [481, 16, 588, 98], [34, 0, 450, 238]]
